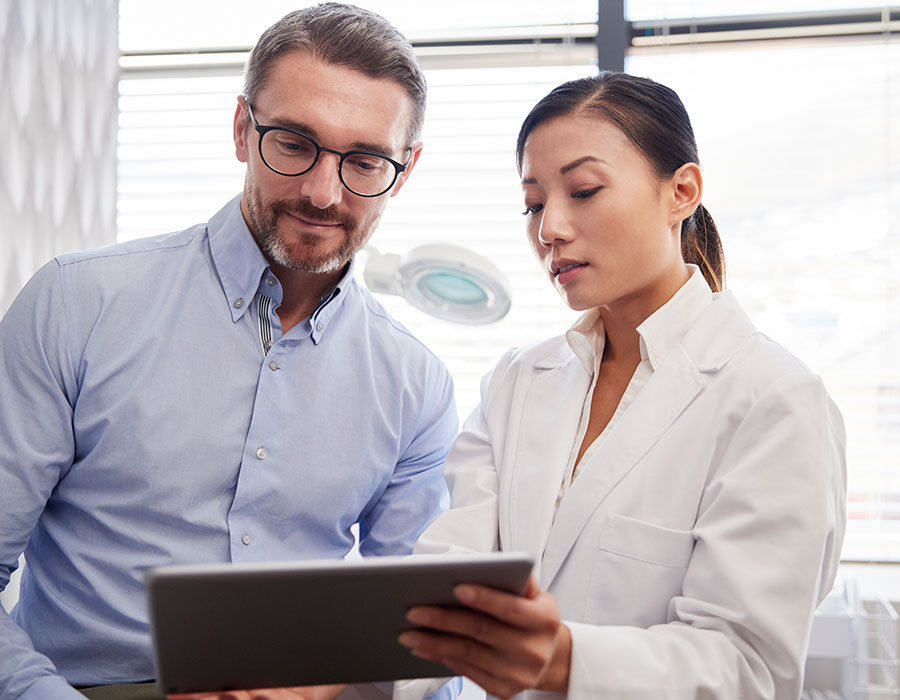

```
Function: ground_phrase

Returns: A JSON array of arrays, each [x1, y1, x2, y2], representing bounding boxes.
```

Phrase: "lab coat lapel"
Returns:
[[539, 347, 705, 588], [504, 354, 591, 582]]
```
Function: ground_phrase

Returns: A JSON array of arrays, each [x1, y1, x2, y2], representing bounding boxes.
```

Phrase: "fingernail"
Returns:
[[455, 584, 476, 604]]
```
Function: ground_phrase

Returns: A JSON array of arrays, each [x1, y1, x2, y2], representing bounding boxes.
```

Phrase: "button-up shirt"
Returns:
[[0, 195, 458, 699]]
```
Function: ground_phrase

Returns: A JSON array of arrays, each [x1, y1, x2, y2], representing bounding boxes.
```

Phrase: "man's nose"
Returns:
[[299, 153, 344, 209]]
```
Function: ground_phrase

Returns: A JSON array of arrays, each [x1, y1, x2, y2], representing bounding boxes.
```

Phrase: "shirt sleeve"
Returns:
[[0, 261, 83, 700], [357, 356, 459, 558], [565, 370, 847, 699]]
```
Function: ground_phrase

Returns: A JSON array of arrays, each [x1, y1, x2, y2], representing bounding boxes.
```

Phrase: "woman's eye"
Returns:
[[572, 186, 602, 199], [521, 203, 543, 216]]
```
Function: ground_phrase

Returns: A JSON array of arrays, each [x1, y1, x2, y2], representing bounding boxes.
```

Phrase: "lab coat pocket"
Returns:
[[584, 512, 695, 627]]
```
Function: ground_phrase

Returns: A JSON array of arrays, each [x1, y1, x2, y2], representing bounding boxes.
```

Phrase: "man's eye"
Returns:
[[275, 135, 313, 154]]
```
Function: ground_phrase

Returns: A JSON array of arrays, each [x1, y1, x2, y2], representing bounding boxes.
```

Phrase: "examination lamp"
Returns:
[[363, 244, 512, 325]]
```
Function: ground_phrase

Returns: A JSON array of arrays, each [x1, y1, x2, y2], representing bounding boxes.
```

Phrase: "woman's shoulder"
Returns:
[[692, 291, 823, 389]]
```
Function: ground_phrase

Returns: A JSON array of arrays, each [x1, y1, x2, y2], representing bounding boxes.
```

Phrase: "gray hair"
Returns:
[[243, 2, 427, 144]]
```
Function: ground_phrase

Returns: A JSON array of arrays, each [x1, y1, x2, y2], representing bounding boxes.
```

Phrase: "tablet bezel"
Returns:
[[146, 551, 534, 694]]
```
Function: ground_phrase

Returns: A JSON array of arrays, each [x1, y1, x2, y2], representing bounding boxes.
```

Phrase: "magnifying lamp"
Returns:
[[363, 244, 512, 325]]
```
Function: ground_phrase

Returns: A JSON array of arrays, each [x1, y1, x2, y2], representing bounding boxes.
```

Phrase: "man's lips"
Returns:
[[283, 210, 342, 228]]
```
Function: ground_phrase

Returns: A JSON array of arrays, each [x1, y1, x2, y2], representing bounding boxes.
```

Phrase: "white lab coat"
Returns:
[[410, 290, 847, 700]]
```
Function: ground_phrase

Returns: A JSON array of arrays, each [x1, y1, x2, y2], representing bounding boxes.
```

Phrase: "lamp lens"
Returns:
[[417, 272, 488, 306]]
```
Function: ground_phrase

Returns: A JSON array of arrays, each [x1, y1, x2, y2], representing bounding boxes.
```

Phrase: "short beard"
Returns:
[[247, 194, 367, 274]]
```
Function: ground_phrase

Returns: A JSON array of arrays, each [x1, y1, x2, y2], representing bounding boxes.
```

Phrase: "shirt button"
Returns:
[[233, 297, 244, 309], [256, 447, 267, 460], [264, 341, 273, 352], [268, 360, 278, 371], [316, 321, 324, 331], [241, 534, 251, 546], [266, 277, 276, 287]]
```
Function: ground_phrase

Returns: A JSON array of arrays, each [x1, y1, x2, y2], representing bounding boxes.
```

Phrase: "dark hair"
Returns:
[[516, 71, 725, 291], [243, 3, 427, 144]]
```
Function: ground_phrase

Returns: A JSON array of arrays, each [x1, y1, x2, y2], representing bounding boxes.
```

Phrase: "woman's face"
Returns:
[[520, 113, 693, 321]]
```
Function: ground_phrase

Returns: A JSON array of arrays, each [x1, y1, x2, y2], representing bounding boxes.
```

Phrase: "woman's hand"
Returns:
[[169, 683, 346, 700], [398, 576, 571, 699]]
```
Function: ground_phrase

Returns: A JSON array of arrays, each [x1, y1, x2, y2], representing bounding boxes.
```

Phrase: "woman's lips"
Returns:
[[552, 260, 588, 285]]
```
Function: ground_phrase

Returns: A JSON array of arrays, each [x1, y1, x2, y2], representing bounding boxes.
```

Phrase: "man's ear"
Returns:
[[668, 162, 703, 226], [233, 96, 250, 164], [389, 141, 423, 198]]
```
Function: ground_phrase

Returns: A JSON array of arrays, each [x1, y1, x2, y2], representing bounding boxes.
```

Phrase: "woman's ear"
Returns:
[[668, 162, 703, 226]]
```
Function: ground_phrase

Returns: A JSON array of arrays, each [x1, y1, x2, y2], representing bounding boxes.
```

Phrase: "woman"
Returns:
[[397, 72, 846, 699]]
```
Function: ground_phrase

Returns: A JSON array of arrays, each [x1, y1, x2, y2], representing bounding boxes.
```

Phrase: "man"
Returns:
[[0, 5, 458, 699]]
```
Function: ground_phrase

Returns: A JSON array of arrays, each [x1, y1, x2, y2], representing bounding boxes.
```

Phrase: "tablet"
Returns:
[[146, 551, 534, 694]]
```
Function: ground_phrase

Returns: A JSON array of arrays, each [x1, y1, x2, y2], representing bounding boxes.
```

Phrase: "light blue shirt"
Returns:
[[0, 196, 459, 699]]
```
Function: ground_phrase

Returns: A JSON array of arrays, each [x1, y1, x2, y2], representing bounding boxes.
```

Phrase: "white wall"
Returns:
[[0, 0, 119, 610], [0, 0, 119, 316]]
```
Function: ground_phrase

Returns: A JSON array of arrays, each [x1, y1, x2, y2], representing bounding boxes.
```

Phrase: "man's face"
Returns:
[[233, 51, 422, 274]]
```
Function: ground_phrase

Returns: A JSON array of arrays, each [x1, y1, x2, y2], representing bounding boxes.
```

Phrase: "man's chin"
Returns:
[[273, 248, 351, 274]]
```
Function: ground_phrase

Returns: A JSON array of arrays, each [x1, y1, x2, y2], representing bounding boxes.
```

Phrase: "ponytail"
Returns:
[[682, 203, 725, 292]]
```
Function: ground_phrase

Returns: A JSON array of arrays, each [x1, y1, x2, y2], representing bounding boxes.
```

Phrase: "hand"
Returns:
[[398, 577, 571, 699], [169, 683, 346, 700]]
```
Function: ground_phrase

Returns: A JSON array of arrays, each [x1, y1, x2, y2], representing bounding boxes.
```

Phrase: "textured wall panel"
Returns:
[[0, 0, 118, 316]]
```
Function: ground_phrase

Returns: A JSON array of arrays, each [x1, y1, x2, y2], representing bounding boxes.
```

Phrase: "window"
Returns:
[[118, 2, 900, 562], [625, 23, 900, 562]]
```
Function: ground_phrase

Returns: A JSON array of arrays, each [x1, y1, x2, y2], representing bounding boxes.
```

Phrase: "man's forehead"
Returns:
[[258, 52, 414, 152]]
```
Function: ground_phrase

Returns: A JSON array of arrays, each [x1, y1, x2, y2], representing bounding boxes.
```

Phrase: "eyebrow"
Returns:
[[265, 114, 401, 160], [521, 155, 610, 185]]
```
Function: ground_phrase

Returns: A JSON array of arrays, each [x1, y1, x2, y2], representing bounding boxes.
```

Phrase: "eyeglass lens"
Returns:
[[260, 129, 397, 196]]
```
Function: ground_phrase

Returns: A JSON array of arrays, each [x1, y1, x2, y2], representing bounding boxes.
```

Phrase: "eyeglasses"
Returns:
[[244, 101, 409, 198]]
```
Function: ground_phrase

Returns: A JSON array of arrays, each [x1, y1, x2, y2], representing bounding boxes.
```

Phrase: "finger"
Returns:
[[400, 626, 543, 682], [400, 633, 533, 700], [407, 604, 543, 653], [292, 684, 347, 700], [248, 689, 303, 699], [452, 582, 558, 632], [247, 688, 326, 699]]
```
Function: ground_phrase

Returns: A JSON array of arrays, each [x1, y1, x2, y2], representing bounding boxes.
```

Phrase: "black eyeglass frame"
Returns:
[[244, 100, 409, 198]]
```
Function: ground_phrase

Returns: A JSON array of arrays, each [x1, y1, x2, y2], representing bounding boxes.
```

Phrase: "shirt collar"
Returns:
[[565, 311, 605, 375], [207, 194, 355, 334], [308, 259, 355, 343], [637, 265, 712, 370], [564, 264, 712, 374], [208, 195, 270, 322]]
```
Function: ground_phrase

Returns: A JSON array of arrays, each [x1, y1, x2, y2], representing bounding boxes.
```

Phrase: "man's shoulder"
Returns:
[[55, 223, 208, 270], [351, 284, 450, 371]]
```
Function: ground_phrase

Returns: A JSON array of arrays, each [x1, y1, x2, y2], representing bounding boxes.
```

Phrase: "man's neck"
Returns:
[[270, 261, 346, 333]]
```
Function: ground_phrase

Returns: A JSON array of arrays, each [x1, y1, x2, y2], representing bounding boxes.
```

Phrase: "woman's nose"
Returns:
[[537, 205, 571, 248]]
